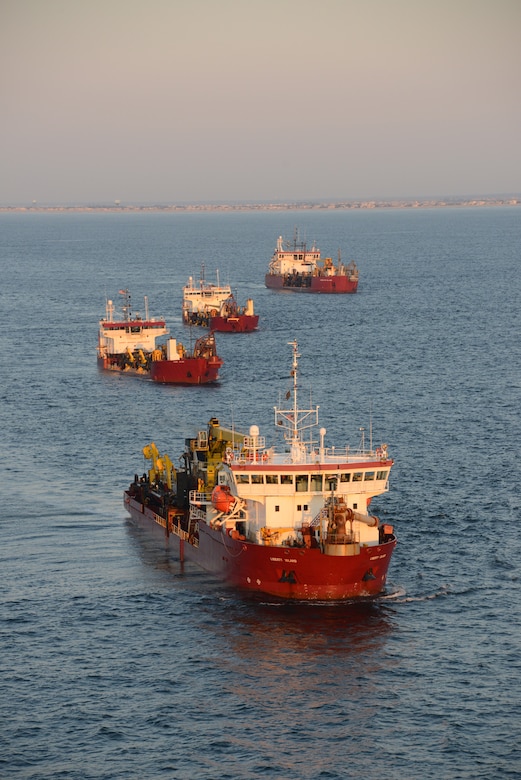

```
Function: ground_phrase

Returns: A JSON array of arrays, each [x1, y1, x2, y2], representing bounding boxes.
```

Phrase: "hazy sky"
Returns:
[[2, 0, 520, 204]]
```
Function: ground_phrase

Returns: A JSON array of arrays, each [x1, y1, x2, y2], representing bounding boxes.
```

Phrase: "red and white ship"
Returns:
[[265, 231, 359, 293], [124, 341, 396, 600], [98, 290, 223, 384], [182, 270, 259, 332]]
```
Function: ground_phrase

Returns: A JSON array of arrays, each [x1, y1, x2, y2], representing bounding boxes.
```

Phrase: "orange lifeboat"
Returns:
[[211, 485, 235, 513]]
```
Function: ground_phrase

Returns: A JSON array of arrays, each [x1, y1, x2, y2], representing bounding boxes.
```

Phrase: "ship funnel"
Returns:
[[166, 338, 179, 361]]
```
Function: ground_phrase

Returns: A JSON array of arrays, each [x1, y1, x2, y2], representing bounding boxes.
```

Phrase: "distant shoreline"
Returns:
[[1, 196, 519, 213]]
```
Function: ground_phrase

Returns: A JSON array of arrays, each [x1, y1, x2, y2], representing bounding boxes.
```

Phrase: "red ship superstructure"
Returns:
[[124, 341, 396, 600], [265, 231, 359, 293], [182, 269, 258, 332], [98, 290, 223, 384]]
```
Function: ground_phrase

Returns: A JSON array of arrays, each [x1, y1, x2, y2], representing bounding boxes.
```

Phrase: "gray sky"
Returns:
[[2, 0, 520, 205]]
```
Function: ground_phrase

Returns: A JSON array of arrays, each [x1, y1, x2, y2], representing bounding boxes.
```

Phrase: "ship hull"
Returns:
[[125, 494, 396, 601], [98, 355, 222, 384], [265, 275, 358, 293], [209, 314, 259, 332]]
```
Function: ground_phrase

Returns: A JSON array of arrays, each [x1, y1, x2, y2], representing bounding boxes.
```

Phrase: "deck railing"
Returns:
[[190, 490, 212, 504], [226, 446, 385, 466]]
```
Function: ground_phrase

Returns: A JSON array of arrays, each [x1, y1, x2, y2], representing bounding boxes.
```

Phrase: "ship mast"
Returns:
[[120, 289, 131, 321], [290, 339, 300, 442], [274, 340, 319, 460]]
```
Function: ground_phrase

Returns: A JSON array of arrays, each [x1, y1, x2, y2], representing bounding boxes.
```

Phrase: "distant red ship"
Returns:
[[265, 231, 359, 293], [182, 269, 259, 332], [97, 290, 223, 384]]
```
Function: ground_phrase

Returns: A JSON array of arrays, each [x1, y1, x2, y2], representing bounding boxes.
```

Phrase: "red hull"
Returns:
[[98, 355, 222, 384], [209, 314, 259, 332], [265, 275, 358, 293], [125, 494, 396, 601], [150, 356, 222, 384]]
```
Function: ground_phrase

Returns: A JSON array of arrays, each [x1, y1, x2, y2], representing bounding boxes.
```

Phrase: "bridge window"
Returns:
[[251, 474, 263, 484], [352, 472, 363, 482], [296, 475, 308, 492], [236, 474, 249, 484], [266, 474, 278, 484], [280, 475, 293, 485], [376, 470, 389, 480], [340, 473, 351, 483], [364, 472, 375, 481], [310, 474, 322, 491]]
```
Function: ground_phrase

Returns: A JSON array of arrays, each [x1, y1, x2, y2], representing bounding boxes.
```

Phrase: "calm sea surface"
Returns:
[[1, 207, 520, 779]]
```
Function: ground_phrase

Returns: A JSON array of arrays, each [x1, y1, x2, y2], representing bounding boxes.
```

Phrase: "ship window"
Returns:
[[340, 473, 351, 483], [376, 470, 389, 481], [297, 504, 302, 511], [364, 472, 375, 481], [251, 474, 263, 484], [280, 475, 293, 485], [236, 474, 250, 484], [352, 472, 363, 482], [265, 474, 278, 484], [296, 475, 308, 492], [310, 474, 322, 491], [325, 474, 337, 490], [275, 505, 280, 512]]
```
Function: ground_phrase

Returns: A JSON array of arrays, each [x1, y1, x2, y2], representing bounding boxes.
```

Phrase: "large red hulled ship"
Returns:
[[124, 341, 396, 600], [182, 269, 259, 332], [265, 231, 359, 293], [97, 290, 223, 384]]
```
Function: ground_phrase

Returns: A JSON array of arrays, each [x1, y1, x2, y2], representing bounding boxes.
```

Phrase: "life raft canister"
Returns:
[[211, 485, 235, 513]]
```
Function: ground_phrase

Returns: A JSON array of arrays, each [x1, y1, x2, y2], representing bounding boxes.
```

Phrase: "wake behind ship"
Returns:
[[124, 341, 396, 600]]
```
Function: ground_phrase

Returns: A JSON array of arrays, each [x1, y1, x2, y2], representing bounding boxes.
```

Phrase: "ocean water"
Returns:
[[1, 206, 520, 779]]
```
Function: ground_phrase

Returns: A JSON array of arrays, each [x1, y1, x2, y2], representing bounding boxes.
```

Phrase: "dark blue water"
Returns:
[[1, 207, 520, 779]]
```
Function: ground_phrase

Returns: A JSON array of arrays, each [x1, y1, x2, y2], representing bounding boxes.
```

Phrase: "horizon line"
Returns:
[[1, 194, 520, 212]]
